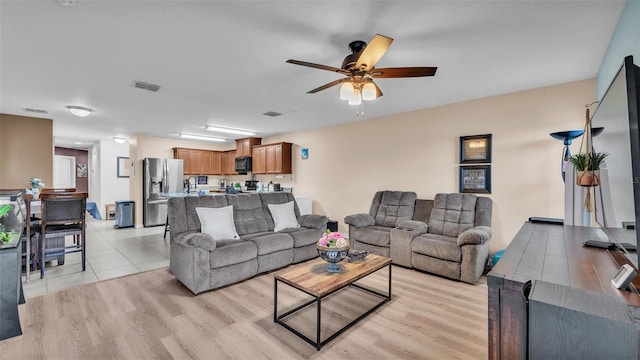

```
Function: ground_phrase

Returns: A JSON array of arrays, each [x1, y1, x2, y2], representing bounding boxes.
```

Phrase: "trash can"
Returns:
[[115, 201, 134, 228]]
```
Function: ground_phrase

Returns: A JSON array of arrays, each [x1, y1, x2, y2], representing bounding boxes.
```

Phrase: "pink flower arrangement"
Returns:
[[317, 229, 348, 248]]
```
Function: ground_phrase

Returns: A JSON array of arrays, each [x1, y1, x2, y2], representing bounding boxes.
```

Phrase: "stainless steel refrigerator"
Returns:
[[143, 158, 184, 227]]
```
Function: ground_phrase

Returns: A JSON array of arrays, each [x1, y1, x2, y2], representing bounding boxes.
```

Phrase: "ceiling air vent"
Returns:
[[263, 111, 282, 117], [24, 108, 48, 114], [133, 80, 161, 92]]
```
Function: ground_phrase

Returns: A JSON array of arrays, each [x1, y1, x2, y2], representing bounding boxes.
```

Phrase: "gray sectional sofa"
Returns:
[[168, 192, 327, 294], [345, 191, 492, 284]]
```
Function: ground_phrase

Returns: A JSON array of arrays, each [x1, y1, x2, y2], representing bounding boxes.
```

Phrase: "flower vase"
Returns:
[[31, 187, 40, 200], [317, 245, 349, 273]]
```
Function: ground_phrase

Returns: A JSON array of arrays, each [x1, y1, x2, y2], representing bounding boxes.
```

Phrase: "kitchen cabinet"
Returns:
[[174, 148, 191, 173], [252, 146, 267, 174], [236, 137, 261, 157], [174, 148, 223, 175], [210, 151, 222, 175], [251, 142, 292, 174], [221, 150, 237, 175]]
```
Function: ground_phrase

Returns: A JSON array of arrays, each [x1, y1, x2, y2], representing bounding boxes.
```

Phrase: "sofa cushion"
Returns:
[[369, 191, 417, 227], [195, 205, 239, 240], [226, 194, 270, 235], [210, 239, 257, 268], [268, 201, 300, 231], [280, 227, 324, 248], [183, 195, 229, 232], [428, 193, 477, 237], [412, 234, 462, 262], [353, 225, 392, 247], [259, 192, 301, 229], [242, 232, 294, 255]]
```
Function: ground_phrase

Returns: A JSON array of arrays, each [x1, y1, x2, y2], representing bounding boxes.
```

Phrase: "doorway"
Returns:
[[53, 155, 77, 189]]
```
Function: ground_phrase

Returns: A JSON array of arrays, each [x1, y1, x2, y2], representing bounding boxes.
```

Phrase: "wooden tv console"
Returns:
[[488, 222, 640, 359]]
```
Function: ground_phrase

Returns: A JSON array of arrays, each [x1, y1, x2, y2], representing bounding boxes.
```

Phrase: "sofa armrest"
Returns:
[[173, 231, 217, 251], [298, 214, 328, 230], [344, 213, 375, 228], [396, 220, 428, 234], [457, 226, 492, 246]]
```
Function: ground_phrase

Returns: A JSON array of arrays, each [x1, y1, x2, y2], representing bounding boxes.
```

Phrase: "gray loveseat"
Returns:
[[168, 192, 327, 294], [345, 191, 492, 283]]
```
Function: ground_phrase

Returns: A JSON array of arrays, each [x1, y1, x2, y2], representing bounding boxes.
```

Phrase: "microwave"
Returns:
[[235, 156, 252, 173]]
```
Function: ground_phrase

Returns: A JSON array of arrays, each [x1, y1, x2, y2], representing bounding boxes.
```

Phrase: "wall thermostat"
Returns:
[[611, 264, 637, 289]]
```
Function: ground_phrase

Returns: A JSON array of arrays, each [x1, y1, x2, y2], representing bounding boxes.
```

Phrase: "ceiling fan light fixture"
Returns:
[[179, 133, 227, 142], [348, 88, 362, 106], [339, 82, 353, 100], [362, 82, 377, 101], [66, 105, 93, 117], [204, 125, 256, 136]]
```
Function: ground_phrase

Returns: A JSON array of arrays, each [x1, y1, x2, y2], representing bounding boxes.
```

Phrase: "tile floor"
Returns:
[[22, 217, 169, 297]]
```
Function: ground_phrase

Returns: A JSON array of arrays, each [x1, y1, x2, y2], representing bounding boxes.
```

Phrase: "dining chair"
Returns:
[[41, 188, 76, 194], [37, 192, 87, 279]]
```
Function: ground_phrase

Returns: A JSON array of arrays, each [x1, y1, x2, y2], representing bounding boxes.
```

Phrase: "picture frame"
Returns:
[[76, 164, 87, 178], [460, 134, 492, 163], [301, 147, 309, 160], [459, 165, 491, 194], [117, 156, 131, 178]]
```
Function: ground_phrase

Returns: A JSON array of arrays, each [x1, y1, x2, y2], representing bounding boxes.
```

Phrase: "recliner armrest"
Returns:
[[298, 214, 328, 230], [173, 231, 217, 251], [396, 220, 428, 234], [344, 213, 375, 228], [457, 226, 492, 246]]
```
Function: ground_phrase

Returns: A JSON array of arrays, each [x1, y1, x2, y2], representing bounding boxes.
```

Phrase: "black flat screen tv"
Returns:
[[592, 55, 640, 268]]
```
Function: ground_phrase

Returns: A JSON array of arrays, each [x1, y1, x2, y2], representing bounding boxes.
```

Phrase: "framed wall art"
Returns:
[[301, 147, 309, 160], [117, 156, 131, 178], [459, 165, 491, 194], [460, 134, 492, 164]]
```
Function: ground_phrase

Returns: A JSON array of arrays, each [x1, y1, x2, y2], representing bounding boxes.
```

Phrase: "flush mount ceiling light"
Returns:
[[179, 133, 226, 142], [66, 106, 93, 117], [113, 137, 127, 144], [204, 125, 256, 136]]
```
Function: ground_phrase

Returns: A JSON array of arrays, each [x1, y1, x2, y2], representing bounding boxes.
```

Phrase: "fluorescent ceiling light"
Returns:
[[113, 137, 127, 143], [205, 125, 256, 136], [66, 105, 93, 117], [179, 133, 226, 142]]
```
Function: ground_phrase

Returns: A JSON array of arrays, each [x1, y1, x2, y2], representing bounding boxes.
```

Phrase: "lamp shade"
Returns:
[[362, 82, 377, 101], [348, 88, 362, 105], [339, 82, 353, 100]]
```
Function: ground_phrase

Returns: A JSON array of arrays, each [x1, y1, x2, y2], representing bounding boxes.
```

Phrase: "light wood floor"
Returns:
[[1, 264, 488, 359]]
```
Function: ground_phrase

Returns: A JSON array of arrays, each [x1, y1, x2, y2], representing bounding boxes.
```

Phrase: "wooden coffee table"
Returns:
[[273, 253, 392, 350]]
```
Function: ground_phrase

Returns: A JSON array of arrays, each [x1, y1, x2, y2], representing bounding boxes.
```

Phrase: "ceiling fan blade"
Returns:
[[286, 59, 349, 75], [307, 78, 346, 94], [370, 67, 438, 78], [355, 34, 393, 71]]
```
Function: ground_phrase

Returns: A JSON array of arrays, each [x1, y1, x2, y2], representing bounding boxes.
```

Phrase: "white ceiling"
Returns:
[[0, 0, 625, 149]]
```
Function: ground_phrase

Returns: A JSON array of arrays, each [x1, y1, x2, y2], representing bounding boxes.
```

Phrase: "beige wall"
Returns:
[[260, 79, 595, 252], [128, 79, 593, 251], [0, 114, 53, 188]]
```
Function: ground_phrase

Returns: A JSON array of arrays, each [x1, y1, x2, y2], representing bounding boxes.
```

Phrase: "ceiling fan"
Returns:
[[286, 34, 437, 105]]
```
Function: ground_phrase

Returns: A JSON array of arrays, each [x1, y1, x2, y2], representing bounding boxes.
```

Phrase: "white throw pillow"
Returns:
[[195, 205, 239, 240], [268, 201, 300, 232]]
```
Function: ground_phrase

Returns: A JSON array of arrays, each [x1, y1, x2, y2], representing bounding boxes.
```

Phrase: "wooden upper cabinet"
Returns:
[[174, 148, 191, 174], [222, 150, 237, 175], [252, 146, 267, 174], [201, 151, 213, 175], [210, 151, 222, 175], [189, 150, 203, 175], [252, 142, 292, 174], [174, 148, 224, 175], [236, 137, 261, 157]]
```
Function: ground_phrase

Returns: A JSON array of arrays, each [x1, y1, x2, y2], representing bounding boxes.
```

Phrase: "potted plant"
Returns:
[[568, 151, 608, 186]]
